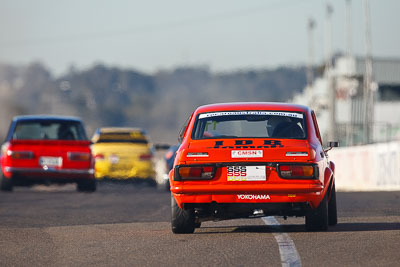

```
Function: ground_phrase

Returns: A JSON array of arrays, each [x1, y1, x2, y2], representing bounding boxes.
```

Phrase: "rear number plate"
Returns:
[[109, 155, 120, 164], [39, 157, 62, 167], [227, 166, 266, 181]]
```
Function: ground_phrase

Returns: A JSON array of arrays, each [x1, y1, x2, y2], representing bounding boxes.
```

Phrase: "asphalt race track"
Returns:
[[0, 183, 399, 266]]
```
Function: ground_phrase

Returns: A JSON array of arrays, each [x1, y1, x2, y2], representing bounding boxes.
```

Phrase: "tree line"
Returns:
[[0, 62, 306, 143]]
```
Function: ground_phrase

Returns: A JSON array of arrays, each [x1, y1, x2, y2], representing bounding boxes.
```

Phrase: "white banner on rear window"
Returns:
[[199, 111, 303, 119]]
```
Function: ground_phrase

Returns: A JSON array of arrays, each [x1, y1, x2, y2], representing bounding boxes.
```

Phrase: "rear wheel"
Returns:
[[305, 191, 328, 231], [0, 173, 13, 192], [77, 179, 97, 192], [171, 194, 195, 234], [164, 180, 170, 192], [328, 182, 338, 226]]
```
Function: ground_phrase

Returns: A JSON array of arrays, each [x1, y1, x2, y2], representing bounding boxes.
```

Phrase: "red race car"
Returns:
[[0, 115, 96, 192], [169, 102, 338, 233]]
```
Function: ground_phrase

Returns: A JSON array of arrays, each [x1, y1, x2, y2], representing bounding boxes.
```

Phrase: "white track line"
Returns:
[[262, 216, 301, 267]]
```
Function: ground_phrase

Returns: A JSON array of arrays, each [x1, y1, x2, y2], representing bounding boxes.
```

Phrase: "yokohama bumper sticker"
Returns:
[[237, 194, 270, 200]]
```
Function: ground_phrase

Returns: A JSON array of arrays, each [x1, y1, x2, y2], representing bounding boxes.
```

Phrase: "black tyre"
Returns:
[[165, 180, 170, 192], [0, 173, 13, 192], [77, 179, 97, 192], [305, 191, 328, 231], [146, 178, 157, 187], [328, 182, 338, 226], [171, 194, 195, 234]]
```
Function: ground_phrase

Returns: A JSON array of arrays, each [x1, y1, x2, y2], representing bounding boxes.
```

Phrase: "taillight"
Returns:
[[68, 152, 91, 161], [278, 164, 316, 179], [175, 165, 216, 180], [94, 153, 105, 160], [8, 150, 34, 159], [139, 154, 153, 161]]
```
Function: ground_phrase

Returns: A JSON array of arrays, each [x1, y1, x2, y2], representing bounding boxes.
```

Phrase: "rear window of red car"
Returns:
[[192, 111, 306, 139], [12, 120, 87, 141]]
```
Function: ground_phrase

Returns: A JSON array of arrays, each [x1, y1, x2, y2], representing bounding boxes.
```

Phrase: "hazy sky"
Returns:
[[1, 0, 399, 75]]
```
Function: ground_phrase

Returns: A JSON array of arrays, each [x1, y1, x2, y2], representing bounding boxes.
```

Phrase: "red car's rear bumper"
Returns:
[[2, 166, 94, 179], [171, 182, 325, 209], [171, 183, 323, 194]]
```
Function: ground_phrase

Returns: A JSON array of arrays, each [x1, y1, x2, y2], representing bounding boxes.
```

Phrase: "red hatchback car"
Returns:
[[0, 115, 96, 192], [169, 102, 338, 233]]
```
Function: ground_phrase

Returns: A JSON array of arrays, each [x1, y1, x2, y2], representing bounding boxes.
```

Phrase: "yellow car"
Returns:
[[91, 127, 156, 184]]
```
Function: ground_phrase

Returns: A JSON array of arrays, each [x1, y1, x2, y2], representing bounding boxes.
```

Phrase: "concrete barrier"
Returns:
[[328, 141, 400, 191]]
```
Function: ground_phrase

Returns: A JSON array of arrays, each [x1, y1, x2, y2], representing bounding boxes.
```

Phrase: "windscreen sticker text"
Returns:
[[199, 111, 303, 119]]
